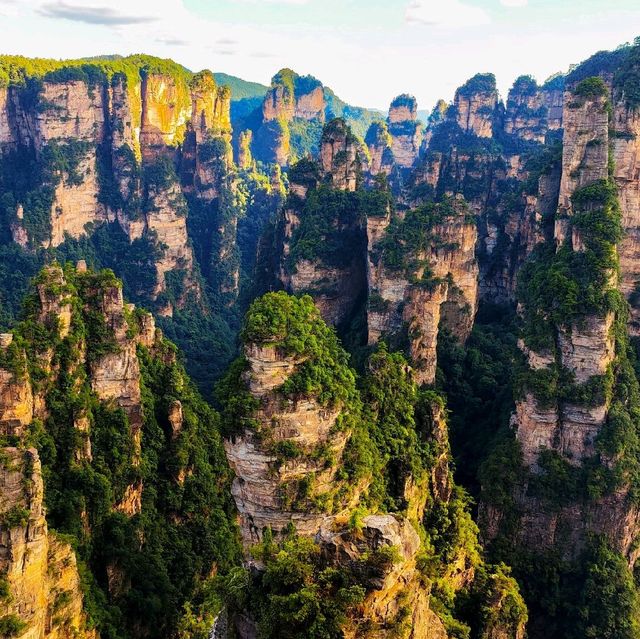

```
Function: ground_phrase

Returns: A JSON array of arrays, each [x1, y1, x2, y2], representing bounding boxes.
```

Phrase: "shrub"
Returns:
[[573, 76, 609, 99]]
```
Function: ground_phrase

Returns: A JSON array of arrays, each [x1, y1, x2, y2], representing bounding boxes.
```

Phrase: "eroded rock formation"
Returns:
[[277, 119, 369, 326], [367, 196, 478, 385], [0, 448, 96, 639]]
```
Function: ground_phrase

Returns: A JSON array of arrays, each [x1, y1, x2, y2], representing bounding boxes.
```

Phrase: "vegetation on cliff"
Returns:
[[1, 264, 241, 639], [215, 291, 526, 638]]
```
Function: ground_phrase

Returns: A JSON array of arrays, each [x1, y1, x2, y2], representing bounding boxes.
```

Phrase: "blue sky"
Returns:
[[1, 0, 638, 110]]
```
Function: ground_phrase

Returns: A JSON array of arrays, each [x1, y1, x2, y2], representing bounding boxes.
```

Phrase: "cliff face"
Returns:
[[277, 119, 369, 326], [224, 341, 352, 545], [367, 197, 478, 385], [0, 262, 240, 638], [220, 293, 525, 639], [251, 70, 327, 166], [365, 121, 394, 177], [406, 72, 563, 304], [386, 95, 423, 169], [0, 59, 242, 317], [480, 68, 640, 623], [611, 98, 640, 333], [317, 514, 443, 639], [504, 76, 564, 144], [262, 80, 325, 123], [454, 74, 499, 138], [139, 72, 191, 158], [0, 448, 95, 639], [509, 82, 613, 480]]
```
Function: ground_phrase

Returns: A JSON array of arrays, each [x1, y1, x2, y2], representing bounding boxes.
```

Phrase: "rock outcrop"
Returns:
[[483, 70, 640, 575], [406, 70, 565, 303], [277, 119, 368, 326], [224, 345, 349, 544], [0, 448, 95, 639], [611, 97, 640, 333], [0, 57, 242, 314], [251, 69, 327, 166], [221, 293, 501, 639], [318, 514, 443, 639], [386, 95, 423, 169], [367, 196, 478, 384], [454, 73, 499, 138], [365, 121, 394, 176], [505, 76, 551, 144]]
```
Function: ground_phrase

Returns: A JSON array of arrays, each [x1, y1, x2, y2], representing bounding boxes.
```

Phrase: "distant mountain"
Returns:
[[213, 72, 269, 100]]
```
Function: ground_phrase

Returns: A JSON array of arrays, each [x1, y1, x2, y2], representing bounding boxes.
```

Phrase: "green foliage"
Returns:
[[143, 156, 182, 195], [0, 53, 192, 92], [232, 534, 365, 639], [287, 158, 320, 188], [574, 537, 640, 639], [361, 345, 428, 511], [285, 184, 373, 270], [288, 118, 324, 161], [390, 94, 417, 109], [7, 266, 241, 639], [0, 614, 27, 637], [457, 563, 528, 639], [271, 68, 297, 97], [0, 246, 40, 330], [565, 45, 631, 85], [573, 76, 609, 99], [213, 73, 268, 100], [518, 176, 622, 351], [614, 37, 640, 109], [436, 306, 523, 495], [0, 506, 30, 528], [511, 75, 538, 95], [364, 120, 392, 148], [323, 87, 382, 141], [457, 74, 497, 97], [0, 577, 10, 602], [374, 197, 470, 279], [254, 118, 291, 164], [423, 485, 481, 572], [215, 357, 260, 438], [240, 292, 357, 407], [503, 539, 640, 639]]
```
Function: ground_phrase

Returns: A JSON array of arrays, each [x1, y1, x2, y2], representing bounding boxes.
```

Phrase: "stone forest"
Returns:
[[0, 34, 639, 639]]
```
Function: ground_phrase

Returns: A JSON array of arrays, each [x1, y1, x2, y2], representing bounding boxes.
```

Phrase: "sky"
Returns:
[[0, 0, 638, 111]]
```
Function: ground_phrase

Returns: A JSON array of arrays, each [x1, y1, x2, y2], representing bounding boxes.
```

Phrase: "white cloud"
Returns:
[[0, 0, 23, 17], [500, 0, 528, 7], [405, 0, 491, 28], [38, 0, 158, 24]]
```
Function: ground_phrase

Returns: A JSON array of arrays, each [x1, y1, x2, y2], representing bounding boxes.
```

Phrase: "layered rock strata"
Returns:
[[366, 197, 479, 385]]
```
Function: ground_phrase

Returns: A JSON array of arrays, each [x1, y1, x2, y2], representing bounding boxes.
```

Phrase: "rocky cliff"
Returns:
[[238, 68, 380, 168], [476, 43, 640, 638], [0, 57, 235, 313], [219, 293, 526, 639], [0, 54, 264, 397], [0, 262, 240, 638], [386, 95, 424, 169], [367, 196, 478, 385], [0, 448, 95, 639], [276, 119, 370, 326], [454, 74, 499, 139], [492, 74, 632, 559]]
